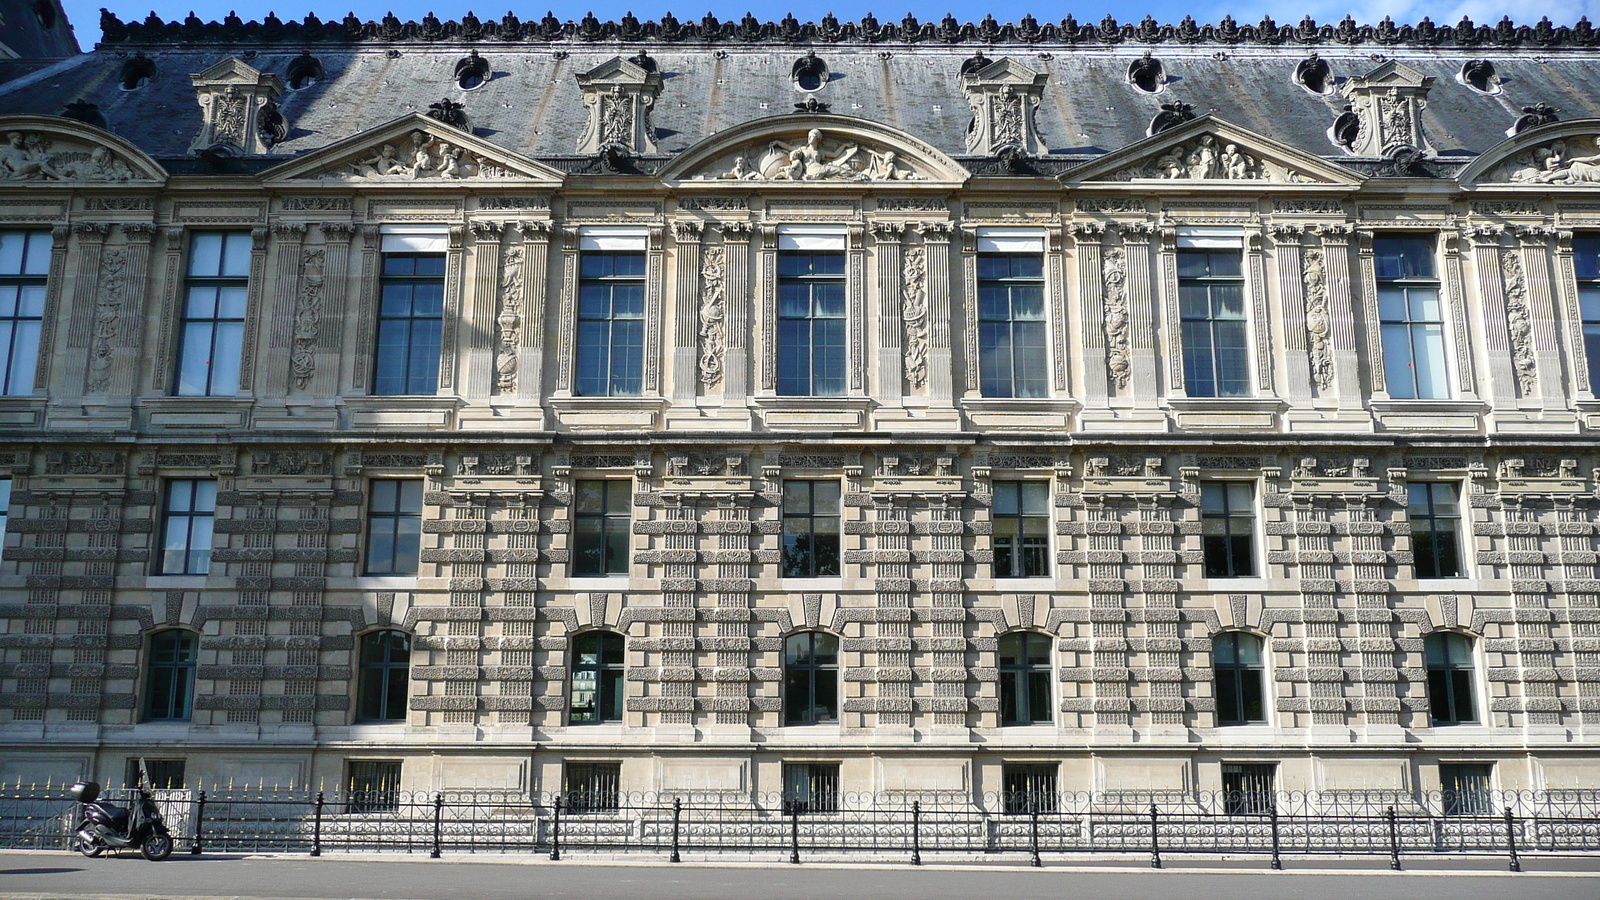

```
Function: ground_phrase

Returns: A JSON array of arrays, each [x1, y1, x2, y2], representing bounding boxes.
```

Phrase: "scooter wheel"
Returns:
[[140, 832, 173, 861], [74, 835, 104, 858]]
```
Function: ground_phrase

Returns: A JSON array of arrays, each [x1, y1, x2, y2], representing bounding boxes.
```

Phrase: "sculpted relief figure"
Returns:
[[712, 129, 922, 181], [337, 130, 498, 179], [1118, 134, 1267, 181], [1499, 138, 1600, 184], [0, 131, 135, 182]]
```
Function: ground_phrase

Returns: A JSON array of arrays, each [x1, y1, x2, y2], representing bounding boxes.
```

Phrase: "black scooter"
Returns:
[[69, 779, 174, 861]]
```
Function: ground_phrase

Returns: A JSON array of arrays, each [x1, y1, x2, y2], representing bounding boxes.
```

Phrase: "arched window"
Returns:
[[784, 632, 838, 725], [570, 631, 625, 725], [144, 629, 197, 721], [356, 630, 411, 723], [1214, 632, 1267, 726], [998, 632, 1052, 726], [1425, 632, 1477, 725]]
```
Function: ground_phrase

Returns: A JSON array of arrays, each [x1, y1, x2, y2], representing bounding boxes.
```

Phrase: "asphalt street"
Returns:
[[1, 851, 1599, 900]]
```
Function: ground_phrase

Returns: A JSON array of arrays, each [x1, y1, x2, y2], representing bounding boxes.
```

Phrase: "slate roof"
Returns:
[[3, 13, 1600, 170]]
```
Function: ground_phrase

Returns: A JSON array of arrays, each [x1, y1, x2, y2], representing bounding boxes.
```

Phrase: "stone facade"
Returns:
[[1, 12, 1600, 801]]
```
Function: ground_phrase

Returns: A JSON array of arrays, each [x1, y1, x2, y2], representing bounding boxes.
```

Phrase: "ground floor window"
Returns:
[[1222, 762, 1276, 816], [1002, 763, 1059, 814], [346, 760, 402, 814], [782, 762, 840, 815], [1441, 763, 1494, 816], [564, 762, 621, 813], [125, 758, 185, 789]]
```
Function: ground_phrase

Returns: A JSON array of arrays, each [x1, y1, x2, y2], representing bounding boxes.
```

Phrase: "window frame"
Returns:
[[992, 480, 1050, 579], [574, 249, 648, 397], [1374, 234, 1449, 400], [976, 249, 1048, 399], [142, 628, 198, 722], [355, 629, 412, 723], [345, 759, 402, 814], [1200, 481, 1257, 579], [155, 478, 216, 576], [782, 761, 840, 815], [781, 479, 842, 579], [372, 250, 446, 396], [1213, 631, 1268, 726], [363, 479, 423, 577], [998, 631, 1053, 726], [1440, 762, 1495, 816], [1409, 481, 1465, 580], [569, 630, 625, 725], [1221, 762, 1277, 816], [572, 479, 632, 578], [173, 231, 251, 397], [1001, 763, 1059, 814], [0, 229, 50, 396], [776, 247, 848, 397], [1573, 234, 1600, 395], [1424, 631, 1479, 726], [564, 761, 622, 814], [783, 631, 840, 726], [1176, 248, 1251, 398]]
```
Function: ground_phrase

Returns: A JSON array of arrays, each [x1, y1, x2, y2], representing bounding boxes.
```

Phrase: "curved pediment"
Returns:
[[0, 115, 167, 185], [259, 113, 566, 186], [1064, 115, 1363, 186], [1460, 119, 1600, 186], [659, 115, 969, 188]]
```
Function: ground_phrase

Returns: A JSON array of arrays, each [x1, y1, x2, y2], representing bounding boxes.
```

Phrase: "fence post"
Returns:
[[788, 800, 800, 865], [310, 792, 323, 857], [910, 800, 921, 867], [190, 789, 206, 856], [549, 796, 562, 861], [1505, 807, 1522, 873], [1386, 806, 1401, 871], [1029, 798, 1042, 868], [1268, 803, 1282, 870], [1149, 805, 1161, 869], [430, 793, 443, 859], [670, 798, 681, 864]]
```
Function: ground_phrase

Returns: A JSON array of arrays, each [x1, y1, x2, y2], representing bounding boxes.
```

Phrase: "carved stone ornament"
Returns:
[[1302, 248, 1334, 390], [188, 57, 286, 156], [698, 245, 726, 386], [1484, 134, 1600, 184], [496, 246, 525, 393], [86, 248, 129, 393], [290, 248, 325, 390], [1338, 59, 1436, 157], [1113, 133, 1282, 181], [1102, 247, 1131, 388], [316, 130, 527, 179], [0, 129, 137, 182], [959, 56, 1049, 157], [575, 56, 663, 156], [699, 128, 924, 182], [902, 246, 929, 389], [1501, 249, 1538, 394]]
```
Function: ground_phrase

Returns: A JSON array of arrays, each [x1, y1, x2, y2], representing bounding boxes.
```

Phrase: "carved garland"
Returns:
[[1302, 248, 1334, 390], [698, 245, 726, 386], [1501, 249, 1537, 394], [901, 246, 929, 390], [290, 248, 325, 390], [86, 248, 129, 393], [1102, 247, 1131, 388], [496, 246, 525, 393]]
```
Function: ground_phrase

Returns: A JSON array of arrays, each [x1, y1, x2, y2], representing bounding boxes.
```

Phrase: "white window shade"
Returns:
[[579, 227, 649, 251], [380, 226, 449, 253], [777, 226, 847, 251], [976, 229, 1046, 254], [1175, 226, 1244, 249]]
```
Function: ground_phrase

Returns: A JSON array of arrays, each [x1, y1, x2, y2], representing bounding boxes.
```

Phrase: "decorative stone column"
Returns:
[[921, 222, 956, 412], [347, 224, 381, 394], [1317, 226, 1364, 409], [464, 221, 503, 400], [1513, 226, 1567, 413], [1554, 230, 1593, 399], [87, 223, 156, 397], [1122, 224, 1159, 402], [1246, 229, 1274, 394], [436, 225, 466, 394], [1071, 223, 1110, 405], [670, 220, 703, 403], [516, 221, 551, 406], [1443, 229, 1480, 400], [258, 223, 306, 398], [32, 224, 70, 395], [1467, 226, 1517, 405], [1272, 225, 1314, 403], [59, 222, 111, 398], [870, 222, 905, 406], [234, 227, 270, 395], [720, 223, 753, 407], [310, 223, 356, 398], [1353, 228, 1388, 398]]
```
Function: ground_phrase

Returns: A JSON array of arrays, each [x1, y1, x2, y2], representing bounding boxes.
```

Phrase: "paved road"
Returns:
[[0, 851, 1597, 900]]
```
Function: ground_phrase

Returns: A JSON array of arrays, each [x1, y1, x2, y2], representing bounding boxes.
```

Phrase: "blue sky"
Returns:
[[63, 1, 1600, 48]]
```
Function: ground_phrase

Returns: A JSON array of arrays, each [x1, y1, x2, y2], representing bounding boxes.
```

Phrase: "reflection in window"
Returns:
[[157, 479, 216, 575], [1571, 235, 1600, 394], [570, 631, 624, 725], [0, 230, 50, 395], [175, 231, 250, 396], [365, 480, 423, 576], [782, 480, 840, 578], [1409, 482, 1463, 579], [1214, 632, 1267, 726], [144, 629, 197, 721], [783, 762, 839, 814], [998, 632, 1052, 726], [1376, 236, 1447, 399], [1201, 482, 1256, 578], [1425, 631, 1477, 725], [977, 253, 1047, 398], [356, 630, 411, 722], [993, 481, 1049, 579], [374, 252, 446, 395], [1178, 250, 1250, 398], [573, 480, 630, 577], [784, 631, 838, 725]]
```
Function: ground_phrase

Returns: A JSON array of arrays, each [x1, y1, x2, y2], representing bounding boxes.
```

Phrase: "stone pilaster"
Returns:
[[464, 221, 503, 400]]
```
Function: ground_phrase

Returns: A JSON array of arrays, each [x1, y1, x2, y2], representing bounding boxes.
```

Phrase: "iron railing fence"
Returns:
[[4, 785, 1599, 868]]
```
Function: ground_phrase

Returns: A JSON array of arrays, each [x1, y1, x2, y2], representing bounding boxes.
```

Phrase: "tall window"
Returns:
[[346, 760, 401, 813], [977, 250, 1047, 398], [565, 762, 622, 813], [576, 250, 646, 396], [784, 631, 838, 725], [1178, 249, 1250, 397], [782, 762, 840, 814], [1409, 482, 1463, 579], [1213, 632, 1267, 726], [1002, 763, 1059, 814], [1201, 482, 1256, 578], [570, 631, 624, 725], [993, 481, 1049, 579], [1376, 235, 1448, 399], [0, 230, 49, 395], [0, 477, 10, 560], [1222, 763, 1276, 816], [373, 251, 445, 395], [157, 479, 215, 575], [1440, 763, 1494, 816], [1574, 236, 1600, 394], [364, 480, 423, 576], [174, 231, 250, 396], [356, 630, 411, 722], [143, 629, 197, 721], [573, 480, 630, 577], [781, 480, 841, 578], [1425, 631, 1477, 726], [998, 632, 1052, 726], [777, 248, 846, 396]]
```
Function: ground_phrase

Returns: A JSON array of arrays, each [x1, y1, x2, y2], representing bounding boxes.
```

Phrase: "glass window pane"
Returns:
[[189, 233, 223, 276], [0, 233, 25, 275], [220, 232, 253, 276], [1413, 325, 1448, 398]]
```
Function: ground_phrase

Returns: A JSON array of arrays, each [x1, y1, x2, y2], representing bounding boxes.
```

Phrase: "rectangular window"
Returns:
[[1409, 482, 1463, 579], [0, 477, 9, 560], [1376, 235, 1448, 399], [781, 480, 841, 578], [777, 241, 846, 397], [1440, 763, 1493, 816], [564, 762, 621, 813], [1201, 482, 1256, 578], [977, 242, 1047, 398], [1572, 236, 1600, 394], [0, 230, 48, 395], [174, 231, 250, 396], [993, 481, 1049, 578], [1002, 763, 1058, 814], [782, 762, 840, 815], [373, 248, 445, 395], [1178, 249, 1249, 398], [576, 249, 646, 397], [125, 758, 186, 790], [573, 480, 630, 577], [1221, 763, 1276, 816], [364, 480, 423, 576], [157, 479, 216, 575], [345, 760, 401, 814]]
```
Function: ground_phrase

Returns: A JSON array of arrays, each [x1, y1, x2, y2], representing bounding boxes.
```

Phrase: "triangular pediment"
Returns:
[[191, 57, 277, 87], [259, 113, 565, 185], [1064, 116, 1363, 186], [659, 114, 969, 187], [0, 115, 166, 184], [966, 57, 1048, 87], [1345, 59, 1433, 91], [576, 56, 658, 87], [1459, 118, 1600, 186]]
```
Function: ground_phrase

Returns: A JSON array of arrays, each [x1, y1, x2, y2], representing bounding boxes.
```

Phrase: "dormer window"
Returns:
[[454, 50, 489, 90], [1294, 53, 1334, 95], [1127, 51, 1164, 94], [1459, 59, 1499, 94], [286, 51, 323, 91], [792, 50, 829, 92], [119, 52, 156, 91], [1330, 105, 1361, 153]]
